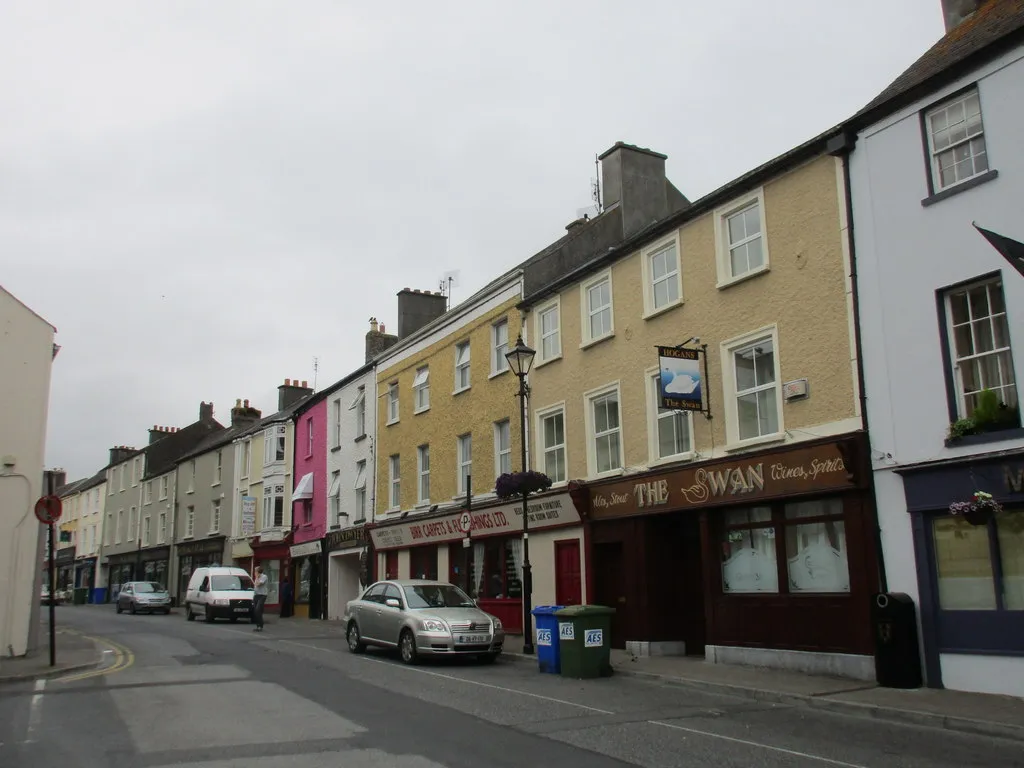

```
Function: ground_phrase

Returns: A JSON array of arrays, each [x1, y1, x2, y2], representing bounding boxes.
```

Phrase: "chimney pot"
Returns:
[[285, 378, 291, 386], [244, 399, 250, 408], [301, 380, 308, 388], [380, 323, 385, 333], [235, 398, 242, 407]]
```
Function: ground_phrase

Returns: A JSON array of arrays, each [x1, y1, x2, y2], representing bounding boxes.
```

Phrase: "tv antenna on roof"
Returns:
[[312, 357, 319, 392], [439, 270, 461, 311]]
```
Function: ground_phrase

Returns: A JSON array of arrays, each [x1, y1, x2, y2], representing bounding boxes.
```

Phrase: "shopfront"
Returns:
[[176, 536, 227, 605], [325, 525, 369, 620], [55, 546, 76, 592], [250, 531, 291, 613], [105, 553, 137, 601], [289, 540, 323, 620], [900, 449, 1024, 695], [75, 556, 97, 593], [369, 491, 584, 634], [584, 434, 878, 679]]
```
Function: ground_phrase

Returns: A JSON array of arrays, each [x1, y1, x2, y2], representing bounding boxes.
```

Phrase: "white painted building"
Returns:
[[848, 1, 1024, 696], [0, 285, 57, 659], [323, 362, 375, 619]]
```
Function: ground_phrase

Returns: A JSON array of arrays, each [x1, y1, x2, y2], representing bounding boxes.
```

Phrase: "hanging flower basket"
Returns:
[[495, 471, 553, 499], [949, 491, 1003, 527]]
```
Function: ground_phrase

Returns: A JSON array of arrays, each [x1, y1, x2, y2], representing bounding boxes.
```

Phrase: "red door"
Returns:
[[384, 551, 398, 580], [554, 540, 582, 606]]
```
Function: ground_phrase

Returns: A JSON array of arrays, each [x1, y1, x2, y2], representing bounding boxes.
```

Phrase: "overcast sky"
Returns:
[[1, 1, 945, 481]]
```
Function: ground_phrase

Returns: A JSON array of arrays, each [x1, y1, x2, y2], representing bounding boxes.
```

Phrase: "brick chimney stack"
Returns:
[[199, 401, 215, 422], [108, 446, 136, 465], [278, 379, 313, 411], [397, 288, 447, 339], [230, 398, 263, 429], [365, 316, 399, 363]]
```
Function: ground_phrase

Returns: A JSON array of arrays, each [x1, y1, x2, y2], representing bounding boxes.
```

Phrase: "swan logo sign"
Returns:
[[657, 346, 704, 412]]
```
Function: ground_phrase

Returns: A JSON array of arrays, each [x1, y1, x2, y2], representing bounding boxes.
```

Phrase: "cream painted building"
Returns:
[[368, 280, 587, 638], [520, 140, 878, 679], [0, 285, 57, 660]]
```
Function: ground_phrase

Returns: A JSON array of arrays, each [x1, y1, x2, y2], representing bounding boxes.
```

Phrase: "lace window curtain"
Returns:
[[473, 542, 485, 597]]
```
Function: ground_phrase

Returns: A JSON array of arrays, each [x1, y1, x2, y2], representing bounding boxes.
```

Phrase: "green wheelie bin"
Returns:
[[555, 604, 615, 679]]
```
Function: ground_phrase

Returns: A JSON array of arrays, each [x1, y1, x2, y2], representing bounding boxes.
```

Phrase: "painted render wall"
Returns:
[[293, 400, 327, 545], [850, 45, 1024, 697], [327, 367, 376, 525], [0, 287, 55, 658], [527, 153, 859, 484]]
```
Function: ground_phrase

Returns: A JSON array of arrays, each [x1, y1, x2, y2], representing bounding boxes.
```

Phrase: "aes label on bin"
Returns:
[[536, 628, 552, 646], [584, 629, 603, 647], [559, 622, 575, 640]]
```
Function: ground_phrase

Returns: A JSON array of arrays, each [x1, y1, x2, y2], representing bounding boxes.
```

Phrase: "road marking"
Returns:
[[23, 679, 45, 744], [649, 720, 869, 767], [54, 634, 135, 683]]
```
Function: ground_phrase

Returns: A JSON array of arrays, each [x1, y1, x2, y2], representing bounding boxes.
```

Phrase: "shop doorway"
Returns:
[[554, 540, 582, 606], [384, 551, 398, 580], [593, 541, 626, 649]]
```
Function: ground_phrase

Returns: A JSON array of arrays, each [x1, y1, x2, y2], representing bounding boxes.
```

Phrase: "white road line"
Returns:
[[23, 678, 46, 744], [650, 720, 869, 768]]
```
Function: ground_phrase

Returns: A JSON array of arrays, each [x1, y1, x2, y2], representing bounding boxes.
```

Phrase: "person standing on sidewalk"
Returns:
[[252, 566, 268, 632]]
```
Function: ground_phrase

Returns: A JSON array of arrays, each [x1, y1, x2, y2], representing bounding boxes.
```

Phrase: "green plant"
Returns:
[[947, 389, 1021, 440], [948, 418, 979, 439]]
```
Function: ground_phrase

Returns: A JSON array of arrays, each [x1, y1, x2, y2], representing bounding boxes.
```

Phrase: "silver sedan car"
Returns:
[[116, 581, 172, 615], [343, 579, 504, 664]]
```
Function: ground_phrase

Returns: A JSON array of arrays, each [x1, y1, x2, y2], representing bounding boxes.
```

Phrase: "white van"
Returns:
[[184, 566, 255, 623]]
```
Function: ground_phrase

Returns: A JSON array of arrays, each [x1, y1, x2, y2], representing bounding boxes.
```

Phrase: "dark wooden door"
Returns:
[[554, 540, 582, 606], [593, 542, 627, 649], [384, 551, 398, 580]]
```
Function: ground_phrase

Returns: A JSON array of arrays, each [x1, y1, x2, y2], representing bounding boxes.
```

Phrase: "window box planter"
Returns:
[[946, 390, 1020, 447]]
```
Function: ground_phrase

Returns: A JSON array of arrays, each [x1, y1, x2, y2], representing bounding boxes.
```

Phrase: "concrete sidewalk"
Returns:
[[0, 619, 105, 684], [502, 644, 1024, 743]]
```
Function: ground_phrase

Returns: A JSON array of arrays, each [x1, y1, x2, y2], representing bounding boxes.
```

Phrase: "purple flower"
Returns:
[[495, 471, 553, 499]]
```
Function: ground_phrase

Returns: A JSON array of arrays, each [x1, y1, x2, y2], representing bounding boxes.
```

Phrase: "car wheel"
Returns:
[[186, 605, 195, 621], [399, 629, 418, 665], [116, 602, 122, 614], [204, 609, 215, 624], [130, 603, 137, 615], [347, 622, 366, 654]]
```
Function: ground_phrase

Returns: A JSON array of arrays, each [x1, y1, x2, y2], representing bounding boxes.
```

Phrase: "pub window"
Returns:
[[933, 508, 1024, 611], [409, 545, 438, 580], [720, 498, 850, 595]]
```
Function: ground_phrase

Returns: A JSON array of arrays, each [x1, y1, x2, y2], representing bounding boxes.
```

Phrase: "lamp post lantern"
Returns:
[[505, 334, 537, 655]]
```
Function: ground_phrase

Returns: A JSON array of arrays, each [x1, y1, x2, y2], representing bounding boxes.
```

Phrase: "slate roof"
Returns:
[[292, 361, 375, 419], [175, 419, 261, 464], [76, 469, 108, 493], [56, 477, 89, 497], [143, 417, 225, 480], [855, 0, 1024, 123]]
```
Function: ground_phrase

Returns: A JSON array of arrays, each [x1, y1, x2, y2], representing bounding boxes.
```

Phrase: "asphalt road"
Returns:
[[2, 606, 1022, 768]]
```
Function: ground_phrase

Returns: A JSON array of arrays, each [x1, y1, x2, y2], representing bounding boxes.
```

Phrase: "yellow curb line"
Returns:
[[54, 633, 134, 683]]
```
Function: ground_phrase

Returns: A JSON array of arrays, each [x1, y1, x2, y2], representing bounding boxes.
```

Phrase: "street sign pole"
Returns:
[[48, 521, 56, 666], [462, 477, 472, 595]]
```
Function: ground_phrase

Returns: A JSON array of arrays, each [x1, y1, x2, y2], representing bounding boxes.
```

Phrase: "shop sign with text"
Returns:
[[290, 540, 322, 558], [370, 492, 580, 550], [1006, 463, 1024, 495], [589, 441, 858, 519], [325, 525, 367, 551]]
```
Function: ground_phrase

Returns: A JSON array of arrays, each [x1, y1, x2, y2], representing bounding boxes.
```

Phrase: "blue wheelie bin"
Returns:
[[531, 605, 564, 674]]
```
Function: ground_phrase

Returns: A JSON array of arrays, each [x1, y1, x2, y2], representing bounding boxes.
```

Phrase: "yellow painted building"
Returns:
[[369, 275, 588, 637], [519, 139, 878, 679]]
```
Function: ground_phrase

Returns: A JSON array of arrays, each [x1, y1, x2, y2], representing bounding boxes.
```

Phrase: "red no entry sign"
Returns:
[[34, 495, 62, 525]]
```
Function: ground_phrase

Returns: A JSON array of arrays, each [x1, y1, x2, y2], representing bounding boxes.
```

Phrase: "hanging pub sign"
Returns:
[[657, 345, 706, 412]]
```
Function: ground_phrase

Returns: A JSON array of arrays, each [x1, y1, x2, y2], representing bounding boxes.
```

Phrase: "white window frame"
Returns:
[[494, 420, 512, 476], [350, 386, 367, 437], [388, 454, 401, 511], [214, 450, 222, 485], [332, 398, 342, 448], [456, 433, 472, 496], [143, 481, 152, 505], [713, 188, 770, 288], [159, 475, 168, 500], [188, 461, 196, 493], [185, 505, 195, 539], [142, 515, 151, 547], [454, 341, 471, 393], [241, 440, 251, 479], [354, 460, 367, 521], [417, 445, 431, 505], [329, 470, 341, 527], [262, 489, 272, 530], [211, 499, 221, 533], [306, 418, 314, 457], [491, 319, 510, 376], [127, 506, 136, 542], [131, 458, 139, 487], [640, 233, 683, 318], [534, 297, 562, 367], [583, 382, 624, 478], [263, 425, 286, 463], [925, 89, 989, 194], [157, 512, 166, 544], [413, 367, 430, 413], [119, 465, 126, 491], [645, 368, 695, 465], [386, 382, 400, 425], [720, 324, 785, 448], [580, 269, 614, 347]]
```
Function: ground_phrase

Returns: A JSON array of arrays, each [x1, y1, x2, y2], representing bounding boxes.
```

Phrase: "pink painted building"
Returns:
[[289, 397, 327, 619]]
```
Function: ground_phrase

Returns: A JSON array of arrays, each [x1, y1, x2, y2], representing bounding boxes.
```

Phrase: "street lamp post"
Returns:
[[505, 334, 537, 655]]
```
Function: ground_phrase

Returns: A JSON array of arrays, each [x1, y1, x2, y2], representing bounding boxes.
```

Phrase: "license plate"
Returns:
[[458, 635, 488, 644], [234, 607, 249, 613]]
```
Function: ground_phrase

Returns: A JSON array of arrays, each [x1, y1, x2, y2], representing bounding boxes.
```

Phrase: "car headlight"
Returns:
[[421, 619, 448, 633], [492, 618, 503, 630]]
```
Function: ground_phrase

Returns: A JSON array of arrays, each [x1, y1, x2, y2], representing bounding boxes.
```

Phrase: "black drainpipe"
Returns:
[[829, 131, 889, 595]]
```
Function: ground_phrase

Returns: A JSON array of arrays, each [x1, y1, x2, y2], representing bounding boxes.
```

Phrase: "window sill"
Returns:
[[354, 434, 367, 443], [186, 490, 194, 495], [489, 368, 510, 381], [212, 482, 221, 488], [414, 406, 430, 415], [533, 353, 562, 370], [649, 452, 697, 468], [922, 169, 999, 207], [723, 432, 787, 453], [944, 426, 1024, 448], [181, 536, 194, 541], [716, 265, 770, 290], [352, 518, 367, 526], [580, 332, 615, 351], [590, 467, 625, 481], [452, 386, 471, 396], [331, 445, 342, 453], [642, 299, 683, 322], [386, 419, 400, 427]]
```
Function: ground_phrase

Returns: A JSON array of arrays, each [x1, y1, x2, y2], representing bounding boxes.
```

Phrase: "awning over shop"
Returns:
[[293, 472, 314, 501]]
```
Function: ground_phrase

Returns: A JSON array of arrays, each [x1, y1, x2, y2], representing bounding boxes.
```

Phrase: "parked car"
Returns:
[[343, 579, 504, 664], [116, 581, 172, 615], [184, 566, 255, 623], [40, 585, 60, 606]]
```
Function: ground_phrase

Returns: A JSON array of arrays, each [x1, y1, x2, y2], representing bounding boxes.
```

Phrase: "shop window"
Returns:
[[410, 545, 438, 580], [933, 509, 1024, 611], [720, 498, 850, 595], [262, 559, 281, 604], [297, 559, 312, 604], [471, 538, 523, 600]]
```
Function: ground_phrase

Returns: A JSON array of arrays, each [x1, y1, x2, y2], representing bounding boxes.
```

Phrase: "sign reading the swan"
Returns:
[[657, 346, 703, 411], [369, 492, 581, 550], [589, 439, 860, 519]]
